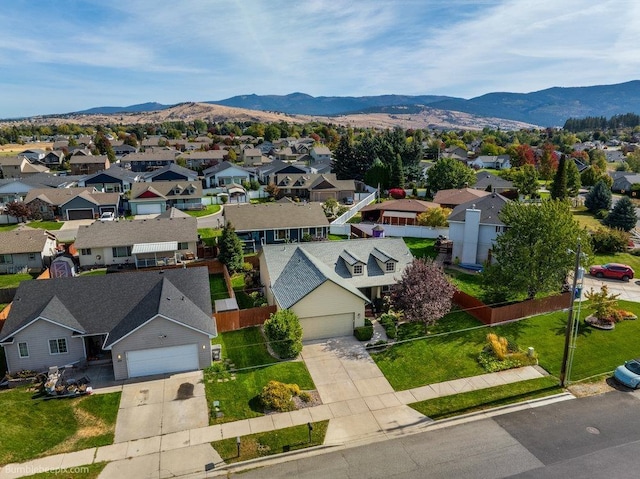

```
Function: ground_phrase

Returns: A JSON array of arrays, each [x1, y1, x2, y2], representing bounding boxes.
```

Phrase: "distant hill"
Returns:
[[74, 102, 171, 115]]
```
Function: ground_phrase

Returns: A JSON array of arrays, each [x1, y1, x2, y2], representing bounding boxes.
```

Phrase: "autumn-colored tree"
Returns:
[[392, 258, 456, 331], [264, 182, 280, 199], [510, 144, 536, 167], [5, 201, 31, 222], [417, 207, 451, 227], [538, 144, 559, 181]]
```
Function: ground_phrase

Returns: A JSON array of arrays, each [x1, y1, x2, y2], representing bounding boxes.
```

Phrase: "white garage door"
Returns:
[[136, 203, 163, 215], [299, 313, 355, 341], [126, 344, 199, 378]]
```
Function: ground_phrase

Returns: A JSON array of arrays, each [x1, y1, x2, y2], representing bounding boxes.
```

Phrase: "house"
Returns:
[[468, 155, 512, 170], [129, 181, 203, 215], [605, 150, 626, 162], [0, 267, 216, 380], [74, 216, 198, 268], [112, 143, 138, 157], [223, 202, 330, 251], [142, 163, 199, 183], [203, 161, 255, 188], [123, 151, 177, 172], [0, 156, 49, 178], [41, 151, 65, 167], [18, 149, 46, 162], [0, 229, 57, 273], [242, 148, 265, 166], [24, 187, 120, 220], [611, 173, 640, 193], [78, 165, 141, 193], [310, 146, 331, 163], [276, 173, 355, 202], [259, 238, 413, 340], [359, 199, 440, 225], [69, 155, 110, 176], [433, 188, 492, 209], [0, 175, 80, 207], [448, 193, 510, 266], [177, 150, 226, 169], [473, 172, 514, 194], [257, 160, 308, 184]]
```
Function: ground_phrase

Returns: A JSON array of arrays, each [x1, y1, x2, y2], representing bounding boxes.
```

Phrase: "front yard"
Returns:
[[0, 390, 120, 465], [0, 272, 39, 289], [186, 205, 221, 218], [205, 327, 315, 424]]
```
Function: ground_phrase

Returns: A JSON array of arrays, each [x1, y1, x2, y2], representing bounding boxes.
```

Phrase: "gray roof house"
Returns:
[[203, 161, 255, 188], [224, 202, 330, 251], [611, 173, 640, 193], [0, 229, 57, 273], [259, 238, 413, 340], [0, 267, 217, 381], [24, 187, 120, 221], [74, 216, 198, 269], [129, 180, 203, 215], [473, 172, 514, 193]]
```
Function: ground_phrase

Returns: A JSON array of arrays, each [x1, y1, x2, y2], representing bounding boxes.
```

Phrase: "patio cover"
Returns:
[[382, 211, 416, 219], [132, 241, 178, 254]]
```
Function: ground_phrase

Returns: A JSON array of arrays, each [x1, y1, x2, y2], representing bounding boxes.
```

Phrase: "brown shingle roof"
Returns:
[[0, 229, 51, 254], [360, 199, 439, 214], [223, 202, 329, 231], [433, 188, 491, 207]]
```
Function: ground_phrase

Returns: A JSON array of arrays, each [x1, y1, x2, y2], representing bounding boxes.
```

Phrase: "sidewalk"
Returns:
[[0, 363, 559, 479]]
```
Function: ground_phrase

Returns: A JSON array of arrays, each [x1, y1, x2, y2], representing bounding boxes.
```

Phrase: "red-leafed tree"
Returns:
[[511, 144, 536, 167], [392, 258, 457, 331], [5, 201, 31, 223]]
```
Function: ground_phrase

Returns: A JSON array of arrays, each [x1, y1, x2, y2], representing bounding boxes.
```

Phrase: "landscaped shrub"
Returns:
[[594, 209, 609, 220], [259, 381, 300, 412], [590, 227, 629, 253], [298, 391, 312, 403], [478, 333, 536, 372], [263, 309, 303, 359], [354, 318, 374, 341], [389, 188, 406, 199], [379, 312, 398, 339]]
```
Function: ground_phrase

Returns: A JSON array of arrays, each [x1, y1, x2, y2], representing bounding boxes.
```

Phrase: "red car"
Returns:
[[589, 263, 635, 282]]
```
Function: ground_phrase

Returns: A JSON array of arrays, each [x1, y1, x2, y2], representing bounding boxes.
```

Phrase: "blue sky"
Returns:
[[1, 0, 638, 118]]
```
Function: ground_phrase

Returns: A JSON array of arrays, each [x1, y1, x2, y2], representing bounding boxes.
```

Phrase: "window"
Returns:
[[495, 226, 505, 233], [276, 230, 288, 241], [49, 338, 68, 355], [28, 253, 36, 260], [382, 285, 392, 293], [18, 342, 29, 358], [0, 254, 12, 264], [112, 246, 132, 258], [81, 248, 92, 256], [353, 264, 363, 275], [178, 242, 189, 250], [385, 261, 395, 272]]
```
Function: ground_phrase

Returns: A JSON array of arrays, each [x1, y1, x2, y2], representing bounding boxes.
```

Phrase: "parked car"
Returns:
[[343, 197, 354, 205], [589, 263, 634, 281], [99, 212, 115, 222], [614, 358, 640, 388]]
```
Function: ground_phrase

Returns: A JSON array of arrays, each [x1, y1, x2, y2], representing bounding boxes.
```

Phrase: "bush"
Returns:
[[389, 188, 406, 199], [263, 310, 303, 359], [259, 381, 300, 412], [298, 391, 311, 402], [354, 325, 374, 341], [242, 262, 253, 272], [590, 227, 630, 253], [594, 209, 609, 220], [379, 312, 398, 339]]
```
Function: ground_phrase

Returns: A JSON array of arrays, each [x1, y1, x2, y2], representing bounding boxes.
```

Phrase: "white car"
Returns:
[[99, 212, 115, 222]]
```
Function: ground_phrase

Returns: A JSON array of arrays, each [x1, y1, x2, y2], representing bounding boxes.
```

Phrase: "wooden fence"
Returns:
[[453, 291, 571, 325], [215, 305, 277, 333]]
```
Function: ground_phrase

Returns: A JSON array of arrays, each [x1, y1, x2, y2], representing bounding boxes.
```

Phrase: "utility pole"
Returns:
[[559, 241, 581, 387]]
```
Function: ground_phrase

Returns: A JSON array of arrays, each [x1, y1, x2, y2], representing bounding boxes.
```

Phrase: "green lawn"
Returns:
[[185, 205, 221, 217], [206, 328, 315, 423], [198, 227, 222, 246], [27, 221, 64, 230], [19, 462, 107, 479], [209, 274, 230, 303], [0, 390, 120, 465], [0, 272, 38, 289], [403, 237, 437, 259], [0, 224, 18, 232], [372, 300, 640, 391], [446, 269, 484, 297], [410, 376, 562, 420], [591, 251, 640, 273], [328, 234, 347, 241], [572, 207, 603, 232], [78, 269, 107, 276], [212, 420, 329, 463]]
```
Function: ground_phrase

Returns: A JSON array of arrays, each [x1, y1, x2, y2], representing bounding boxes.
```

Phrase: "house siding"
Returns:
[[110, 315, 212, 380], [60, 197, 99, 218], [289, 281, 365, 328], [4, 319, 85, 374], [77, 240, 197, 268]]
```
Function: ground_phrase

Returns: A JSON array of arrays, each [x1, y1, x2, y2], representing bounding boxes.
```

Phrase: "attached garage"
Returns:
[[66, 209, 95, 220], [136, 203, 163, 215], [126, 344, 199, 378], [299, 312, 354, 341]]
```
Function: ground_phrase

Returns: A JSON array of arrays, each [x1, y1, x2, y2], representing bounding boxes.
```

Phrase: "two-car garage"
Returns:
[[299, 313, 355, 341], [126, 344, 199, 378]]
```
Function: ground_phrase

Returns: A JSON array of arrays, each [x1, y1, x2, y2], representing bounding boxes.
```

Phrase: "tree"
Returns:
[[263, 309, 303, 359], [426, 157, 475, 194], [392, 258, 456, 331], [364, 158, 390, 191], [322, 197, 338, 217], [510, 144, 536, 167], [217, 222, 244, 273], [566, 159, 582, 197], [550, 155, 568, 200], [390, 153, 405, 188], [484, 199, 591, 300], [626, 149, 640, 173], [513, 164, 539, 198], [603, 196, 637, 231], [581, 165, 611, 188], [417, 207, 451, 227], [264, 182, 280, 199], [5, 201, 31, 222], [584, 179, 612, 213], [538, 144, 558, 181], [94, 131, 115, 162]]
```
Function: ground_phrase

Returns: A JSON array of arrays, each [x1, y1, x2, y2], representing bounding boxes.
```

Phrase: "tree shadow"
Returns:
[[552, 317, 594, 338]]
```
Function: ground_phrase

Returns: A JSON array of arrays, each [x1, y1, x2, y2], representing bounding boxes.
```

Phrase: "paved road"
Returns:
[[225, 389, 640, 479]]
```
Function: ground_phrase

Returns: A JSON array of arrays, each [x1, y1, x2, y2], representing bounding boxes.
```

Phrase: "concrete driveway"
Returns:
[[114, 371, 208, 443], [301, 336, 426, 444], [53, 218, 95, 242], [581, 274, 640, 302]]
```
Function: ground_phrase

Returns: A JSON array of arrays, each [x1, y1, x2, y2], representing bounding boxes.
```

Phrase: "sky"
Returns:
[[1, 0, 639, 118]]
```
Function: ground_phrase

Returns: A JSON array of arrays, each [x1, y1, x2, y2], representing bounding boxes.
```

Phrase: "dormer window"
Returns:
[[385, 261, 395, 272], [353, 264, 363, 275]]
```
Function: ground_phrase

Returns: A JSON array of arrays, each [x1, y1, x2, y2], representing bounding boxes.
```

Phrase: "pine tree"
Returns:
[[390, 153, 405, 188], [604, 196, 638, 231], [584, 180, 612, 213], [217, 222, 244, 273], [550, 155, 568, 200]]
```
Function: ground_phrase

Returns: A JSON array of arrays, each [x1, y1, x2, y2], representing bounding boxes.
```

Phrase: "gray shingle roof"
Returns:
[[223, 202, 329, 231], [142, 163, 198, 180], [0, 267, 215, 345], [0, 229, 52, 254], [74, 217, 197, 249], [130, 180, 202, 200], [447, 193, 510, 225]]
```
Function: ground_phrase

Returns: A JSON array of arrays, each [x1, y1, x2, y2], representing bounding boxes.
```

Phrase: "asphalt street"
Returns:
[[222, 389, 640, 479]]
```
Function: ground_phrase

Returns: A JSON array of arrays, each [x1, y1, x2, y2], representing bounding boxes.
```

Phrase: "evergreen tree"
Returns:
[[550, 155, 568, 200], [604, 196, 638, 231], [218, 222, 244, 273], [584, 180, 612, 213], [364, 158, 390, 190], [390, 153, 405, 188], [566, 158, 582, 197], [332, 134, 364, 180]]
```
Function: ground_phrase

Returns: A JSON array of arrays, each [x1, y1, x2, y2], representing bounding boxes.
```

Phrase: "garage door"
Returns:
[[126, 344, 199, 378], [136, 203, 163, 215], [299, 313, 354, 341], [66, 209, 95, 220]]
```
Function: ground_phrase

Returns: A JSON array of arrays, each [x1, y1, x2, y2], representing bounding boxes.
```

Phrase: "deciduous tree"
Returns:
[[417, 207, 451, 227], [566, 158, 582, 197], [263, 309, 303, 359], [426, 157, 475, 194], [513, 164, 539, 198]]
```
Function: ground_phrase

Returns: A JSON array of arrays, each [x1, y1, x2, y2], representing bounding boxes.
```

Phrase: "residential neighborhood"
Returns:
[[2, 117, 640, 477]]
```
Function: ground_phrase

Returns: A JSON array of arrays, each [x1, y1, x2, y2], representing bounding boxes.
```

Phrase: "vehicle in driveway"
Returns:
[[99, 212, 115, 221], [589, 263, 634, 281], [614, 358, 640, 388]]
